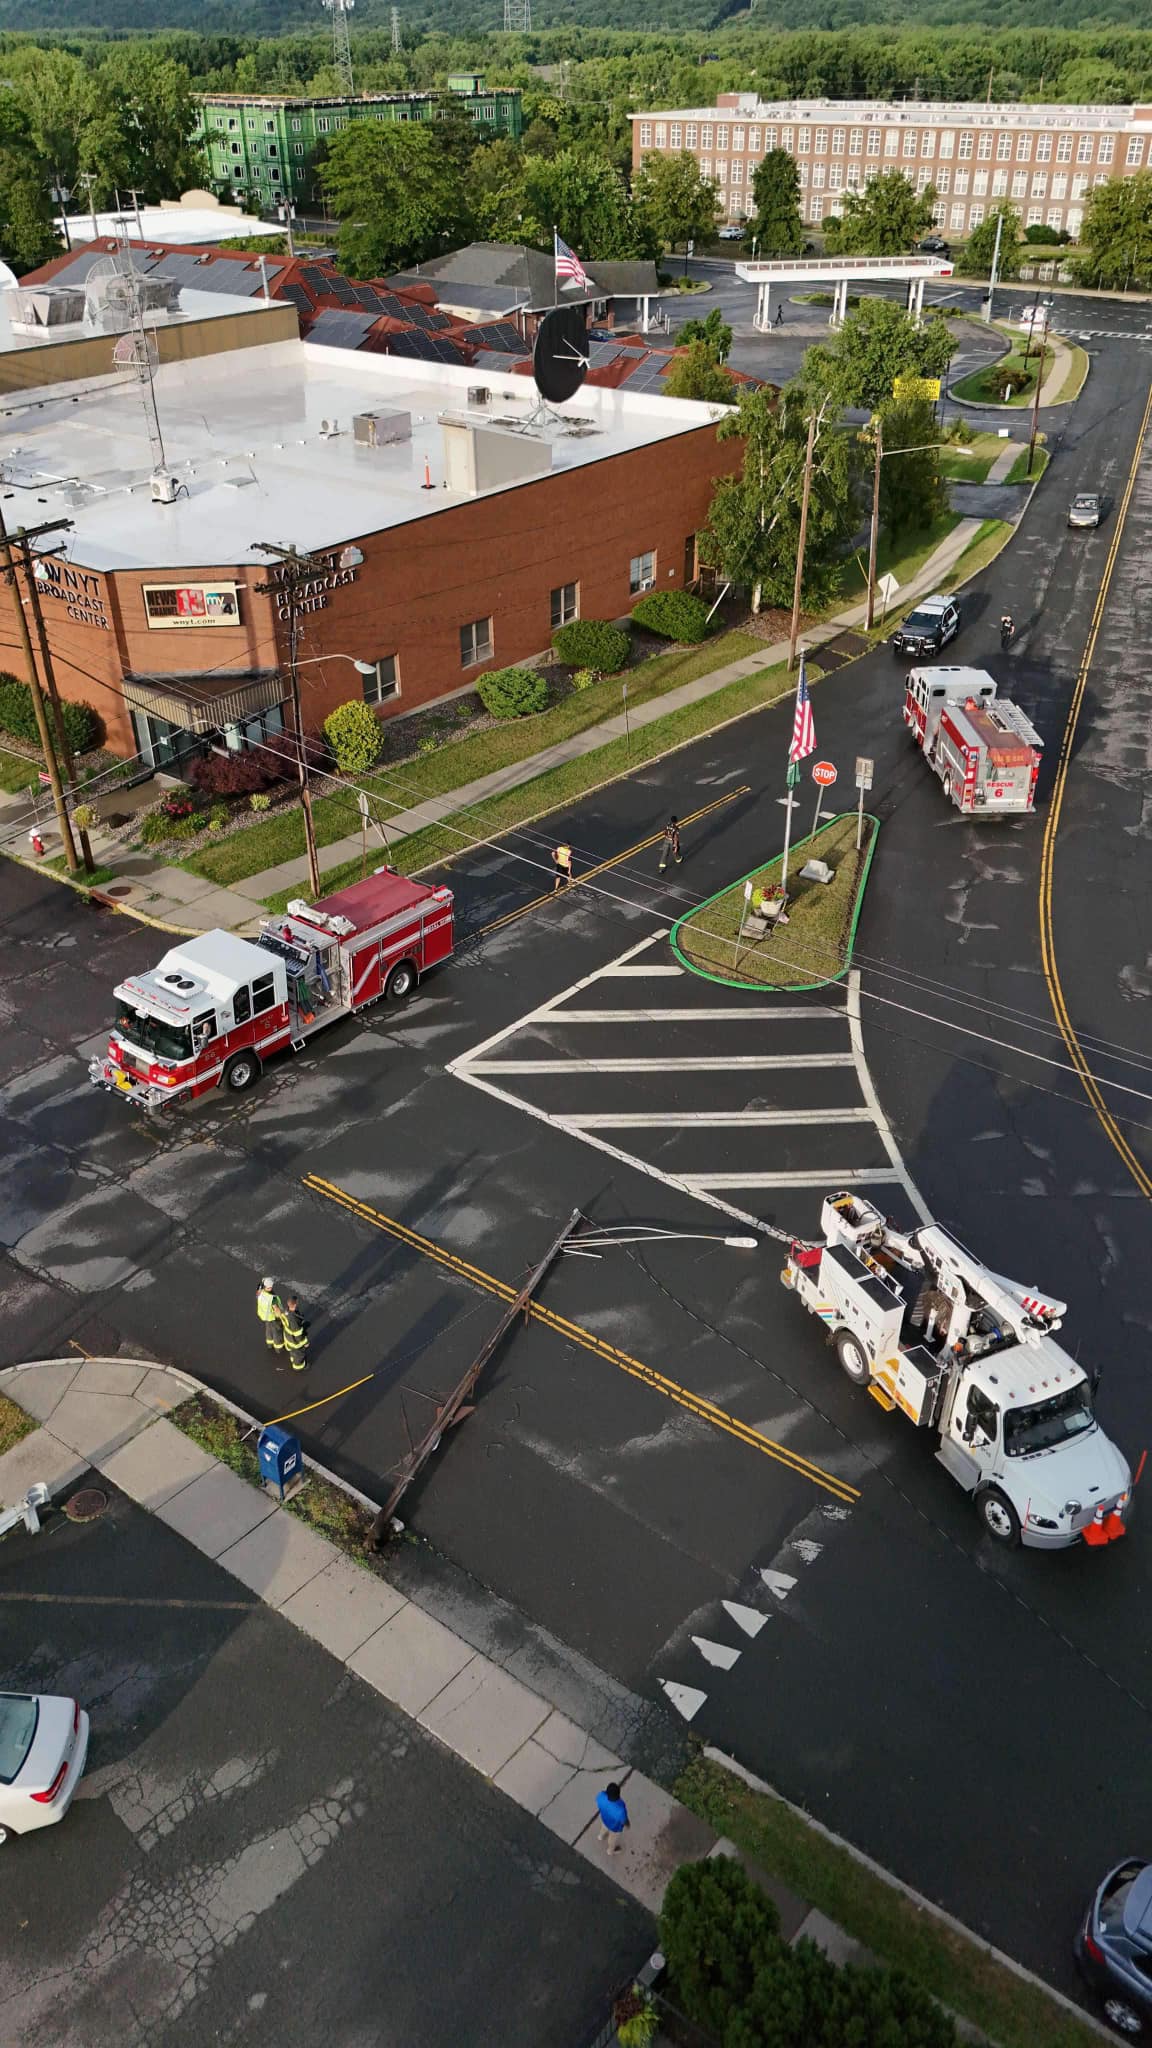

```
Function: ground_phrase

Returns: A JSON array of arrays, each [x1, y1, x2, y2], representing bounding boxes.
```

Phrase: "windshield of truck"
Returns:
[[903, 610, 938, 633], [114, 1007, 193, 1064], [1003, 1381, 1094, 1457]]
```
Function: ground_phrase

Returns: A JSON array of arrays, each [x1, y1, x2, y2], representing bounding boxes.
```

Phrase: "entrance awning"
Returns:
[[122, 669, 285, 735]]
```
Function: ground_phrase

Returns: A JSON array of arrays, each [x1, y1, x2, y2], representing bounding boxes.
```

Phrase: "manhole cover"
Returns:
[[63, 1488, 108, 1523], [102, 885, 134, 900]]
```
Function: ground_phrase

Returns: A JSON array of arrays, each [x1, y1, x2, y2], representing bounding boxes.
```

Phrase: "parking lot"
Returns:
[[0, 1479, 650, 2047]]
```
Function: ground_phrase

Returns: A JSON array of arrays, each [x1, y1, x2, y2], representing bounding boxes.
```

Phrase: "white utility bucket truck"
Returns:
[[783, 1192, 1131, 1548]]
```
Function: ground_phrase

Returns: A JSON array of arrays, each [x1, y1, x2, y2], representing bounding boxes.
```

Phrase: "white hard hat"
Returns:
[[261, 1276, 275, 1288]]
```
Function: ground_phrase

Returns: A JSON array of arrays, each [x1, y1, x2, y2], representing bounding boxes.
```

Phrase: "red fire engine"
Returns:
[[904, 666, 1043, 815], [89, 869, 454, 1109]]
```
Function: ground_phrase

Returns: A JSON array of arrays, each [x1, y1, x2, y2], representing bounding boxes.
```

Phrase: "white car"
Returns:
[[0, 1692, 89, 1843], [718, 225, 745, 241]]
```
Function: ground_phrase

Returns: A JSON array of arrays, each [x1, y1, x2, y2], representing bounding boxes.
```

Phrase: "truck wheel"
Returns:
[[976, 1487, 1021, 1546], [835, 1331, 871, 1386], [222, 1051, 260, 1093], [385, 962, 416, 1002]]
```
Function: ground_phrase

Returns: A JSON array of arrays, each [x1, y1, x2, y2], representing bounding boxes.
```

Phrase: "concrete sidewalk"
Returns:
[[0, 513, 980, 937], [0, 1354, 1113, 2046]]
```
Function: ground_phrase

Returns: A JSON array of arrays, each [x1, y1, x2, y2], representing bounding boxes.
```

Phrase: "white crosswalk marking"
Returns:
[[558, 1109, 875, 1129], [692, 1636, 742, 1670], [761, 1568, 798, 1599], [466, 1055, 858, 1073], [661, 1679, 708, 1721], [722, 1599, 770, 1637]]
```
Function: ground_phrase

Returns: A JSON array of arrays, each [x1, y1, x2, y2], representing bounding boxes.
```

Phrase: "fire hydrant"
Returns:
[[28, 828, 45, 858]]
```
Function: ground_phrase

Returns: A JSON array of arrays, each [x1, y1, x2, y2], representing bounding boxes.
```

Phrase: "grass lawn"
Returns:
[[1004, 443, 1050, 486], [43, 855, 118, 889], [1049, 342, 1089, 404], [184, 629, 760, 889], [265, 655, 793, 911], [940, 517, 1015, 589], [0, 747, 39, 793], [673, 813, 874, 990], [0, 1391, 36, 1456], [951, 342, 1055, 407], [677, 1760, 1103, 2048], [171, 1392, 378, 1561], [838, 511, 962, 608], [936, 433, 1014, 483]]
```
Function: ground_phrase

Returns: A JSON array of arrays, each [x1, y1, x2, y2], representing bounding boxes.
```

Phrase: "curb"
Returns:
[[704, 1747, 1115, 2045], [670, 812, 879, 992], [948, 329, 1087, 413]]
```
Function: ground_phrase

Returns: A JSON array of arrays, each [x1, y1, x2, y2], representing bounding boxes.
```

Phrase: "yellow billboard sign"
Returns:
[[892, 374, 942, 402]]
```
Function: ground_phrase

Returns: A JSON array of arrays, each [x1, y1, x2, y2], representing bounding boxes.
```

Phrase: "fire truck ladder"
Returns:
[[369, 1208, 581, 1547]]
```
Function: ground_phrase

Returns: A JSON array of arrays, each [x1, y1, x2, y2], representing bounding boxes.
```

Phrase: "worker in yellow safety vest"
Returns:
[[256, 1277, 285, 1353], [281, 1296, 310, 1372]]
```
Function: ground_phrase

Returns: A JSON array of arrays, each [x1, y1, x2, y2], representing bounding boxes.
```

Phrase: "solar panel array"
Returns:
[[615, 350, 675, 393], [469, 349, 529, 374], [381, 328, 469, 366], [465, 322, 526, 355], [306, 307, 380, 348]]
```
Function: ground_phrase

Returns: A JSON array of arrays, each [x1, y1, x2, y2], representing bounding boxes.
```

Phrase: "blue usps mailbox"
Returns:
[[257, 1425, 302, 1501]]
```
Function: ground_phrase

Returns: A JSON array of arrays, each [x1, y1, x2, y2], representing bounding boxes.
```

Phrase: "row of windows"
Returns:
[[643, 118, 1137, 169], [791, 190, 1086, 235], [458, 562, 658, 672]]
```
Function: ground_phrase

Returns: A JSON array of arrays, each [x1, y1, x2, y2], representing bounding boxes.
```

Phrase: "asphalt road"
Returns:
[[4, 303, 1152, 2009], [0, 1482, 650, 2046]]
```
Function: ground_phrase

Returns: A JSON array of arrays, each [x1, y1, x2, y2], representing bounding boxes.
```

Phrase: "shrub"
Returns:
[[323, 698, 384, 773], [263, 727, 328, 774], [71, 803, 97, 833], [553, 619, 630, 673], [946, 416, 974, 445], [476, 666, 548, 719], [631, 589, 711, 643], [249, 791, 272, 813], [188, 750, 276, 798], [659, 1858, 780, 2038], [612, 1985, 658, 2048], [140, 807, 200, 844], [0, 673, 102, 754], [725, 1943, 959, 2048], [208, 804, 229, 832], [160, 789, 196, 820], [571, 668, 601, 692]]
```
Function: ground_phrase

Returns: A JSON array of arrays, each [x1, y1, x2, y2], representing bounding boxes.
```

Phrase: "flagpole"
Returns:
[[780, 775, 797, 893]]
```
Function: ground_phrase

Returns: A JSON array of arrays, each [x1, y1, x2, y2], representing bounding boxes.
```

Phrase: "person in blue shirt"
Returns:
[[595, 1781, 630, 1853]]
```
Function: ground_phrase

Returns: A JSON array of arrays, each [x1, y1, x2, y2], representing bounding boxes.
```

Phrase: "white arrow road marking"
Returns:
[[761, 1568, 798, 1600], [722, 1600, 769, 1638], [691, 1636, 742, 1670], [661, 1680, 708, 1721], [791, 1538, 824, 1564]]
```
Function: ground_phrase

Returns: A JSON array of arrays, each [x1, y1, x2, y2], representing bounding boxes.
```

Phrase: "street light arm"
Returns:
[[294, 653, 377, 673]]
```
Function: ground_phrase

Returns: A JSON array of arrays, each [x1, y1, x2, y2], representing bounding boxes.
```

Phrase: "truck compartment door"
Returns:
[[350, 943, 383, 1007]]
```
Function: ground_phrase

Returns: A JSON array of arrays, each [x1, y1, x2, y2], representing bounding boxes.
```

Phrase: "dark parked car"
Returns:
[[891, 594, 961, 659], [1076, 1859, 1152, 2036], [918, 235, 952, 257]]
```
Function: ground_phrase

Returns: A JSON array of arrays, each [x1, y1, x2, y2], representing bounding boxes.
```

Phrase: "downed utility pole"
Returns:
[[369, 1207, 582, 1549]]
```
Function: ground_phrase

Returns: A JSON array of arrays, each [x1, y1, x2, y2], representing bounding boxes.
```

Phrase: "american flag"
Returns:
[[789, 655, 816, 765], [554, 230, 591, 292]]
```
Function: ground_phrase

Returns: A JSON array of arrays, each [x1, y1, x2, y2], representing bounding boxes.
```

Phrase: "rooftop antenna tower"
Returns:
[[88, 220, 175, 503], [322, 0, 355, 95], [503, 0, 531, 31], [391, 4, 401, 52]]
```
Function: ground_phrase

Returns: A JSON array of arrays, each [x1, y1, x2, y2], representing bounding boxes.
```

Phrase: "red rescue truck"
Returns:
[[904, 666, 1043, 816], [89, 868, 454, 1109]]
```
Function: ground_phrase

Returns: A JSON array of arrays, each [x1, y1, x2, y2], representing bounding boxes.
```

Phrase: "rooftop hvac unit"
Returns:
[[468, 385, 491, 406], [353, 409, 412, 448], [150, 470, 179, 505]]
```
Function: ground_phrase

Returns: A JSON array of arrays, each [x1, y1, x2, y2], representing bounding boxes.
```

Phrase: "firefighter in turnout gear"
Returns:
[[281, 1295, 310, 1371], [257, 1277, 285, 1353]]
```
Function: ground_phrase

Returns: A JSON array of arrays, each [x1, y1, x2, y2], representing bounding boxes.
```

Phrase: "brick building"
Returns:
[[197, 77, 522, 216], [631, 95, 1152, 241], [0, 273, 737, 773]]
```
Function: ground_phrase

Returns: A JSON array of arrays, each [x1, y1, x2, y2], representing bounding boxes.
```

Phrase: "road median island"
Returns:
[[671, 812, 878, 991], [677, 1757, 1108, 2048]]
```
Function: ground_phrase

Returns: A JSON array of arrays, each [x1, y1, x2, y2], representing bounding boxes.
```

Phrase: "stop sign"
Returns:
[[811, 760, 838, 787]]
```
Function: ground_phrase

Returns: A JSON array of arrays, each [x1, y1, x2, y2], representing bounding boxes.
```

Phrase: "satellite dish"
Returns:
[[533, 305, 589, 406]]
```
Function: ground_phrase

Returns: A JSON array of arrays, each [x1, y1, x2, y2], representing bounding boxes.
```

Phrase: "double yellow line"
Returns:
[[1038, 376, 1152, 1199], [303, 1173, 859, 1506], [476, 785, 751, 939]]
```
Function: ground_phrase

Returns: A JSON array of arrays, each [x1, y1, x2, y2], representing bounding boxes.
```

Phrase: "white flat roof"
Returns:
[[0, 332, 725, 573], [632, 97, 1144, 129], [57, 207, 282, 246], [0, 282, 275, 359]]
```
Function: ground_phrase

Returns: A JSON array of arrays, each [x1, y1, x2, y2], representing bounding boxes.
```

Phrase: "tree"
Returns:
[[676, 306, 733, 361], [800, 296, 956, 413], [0, 98, 60, 273], [1075, 171, 1152, 290], [726, 1942, 959, 2048], [957, 202, 1022, 279], [322, 122, 469, 275], [664, 342, 737, 403], [748, 148, 804, 257], [80, 48, 204, 202], [8, 48, 88, 203], [632, 147, 719, 260], [659, 1858, 781, 2041], [876, 396, 947, 541], [523, 147, 654, 261], [824, 170, 936, 256], [704, 386, 855, 614], [470, 138, 539, 245]]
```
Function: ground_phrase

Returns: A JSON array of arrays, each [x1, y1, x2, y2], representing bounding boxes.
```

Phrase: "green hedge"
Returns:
[[552, 619, 631, 673], [631, 589, 712, 643], [476, 666, 548, 718], [323, 698, 384, 772], [660, 1860, 958, 2048], [0, 672, 102, 756]]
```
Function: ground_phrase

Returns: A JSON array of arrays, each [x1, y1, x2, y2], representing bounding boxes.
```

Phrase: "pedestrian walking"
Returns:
[[595, 1781, 630, 1854], [774, 303, 784, 328], [658, 816, 682, 871], [552, 841, 574, 891], [281, 1294, 310, 1372], [256, 1276, 285, 1355]]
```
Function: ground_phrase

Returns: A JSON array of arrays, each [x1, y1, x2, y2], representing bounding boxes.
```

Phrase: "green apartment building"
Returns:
[[196, 78, 522, 215]]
